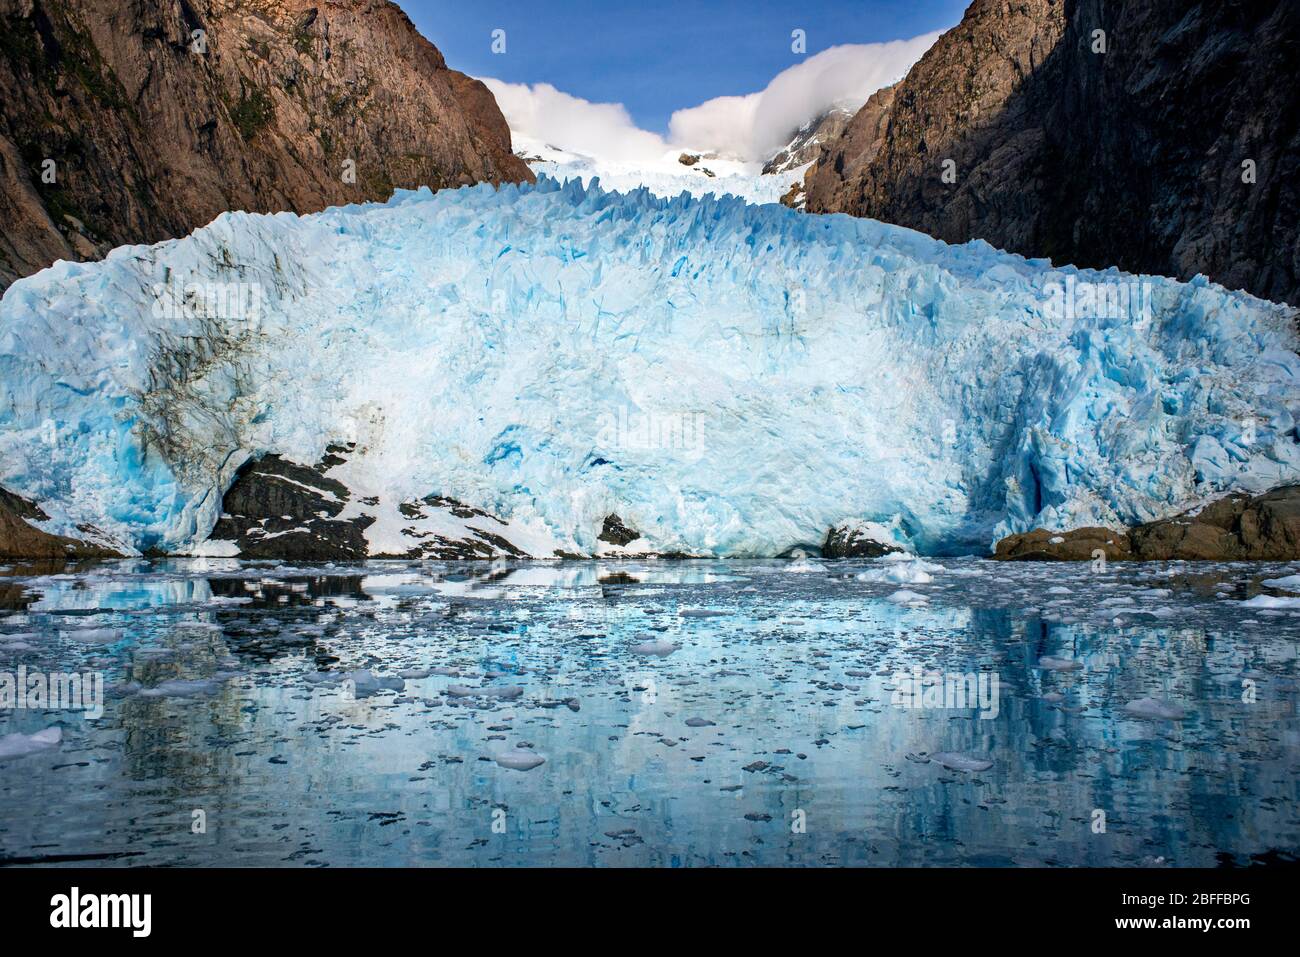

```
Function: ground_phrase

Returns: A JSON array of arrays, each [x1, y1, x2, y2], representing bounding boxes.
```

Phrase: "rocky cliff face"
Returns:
[[805, 0, 1300, 306], [0, 0, 532, 289], [762, 107, 853, 176]]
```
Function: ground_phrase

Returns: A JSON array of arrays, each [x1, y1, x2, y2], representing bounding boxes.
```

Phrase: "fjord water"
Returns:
[[0, 557, 1296, 867]]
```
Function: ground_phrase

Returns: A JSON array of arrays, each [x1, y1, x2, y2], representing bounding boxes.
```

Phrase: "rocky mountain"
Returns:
[[761, 107, 853, 177], [804, 0, 1300, 307], [0, 0, 532, 290]]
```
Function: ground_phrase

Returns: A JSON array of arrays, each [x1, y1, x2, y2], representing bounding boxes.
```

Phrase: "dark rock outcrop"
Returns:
[[209, 450, 373, 560], [993, 485, 1300, 561], [205, 444, 536, 560], [822, 523, 902, 559], [597, 513, 641, 547], [0, 0, 533, 290], [992, 526, 1131, 562], [805, 0, 1300, 306], [1129, 486, 1300, 561], [390, 494, 527, 560], [0, 484, 121, 559]]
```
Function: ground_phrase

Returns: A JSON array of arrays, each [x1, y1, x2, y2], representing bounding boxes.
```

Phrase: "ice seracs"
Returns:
[[2, 175, 1298, 558]]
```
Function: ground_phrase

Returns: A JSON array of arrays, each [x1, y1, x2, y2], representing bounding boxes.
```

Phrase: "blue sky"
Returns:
[[396, 0, 968, 133]]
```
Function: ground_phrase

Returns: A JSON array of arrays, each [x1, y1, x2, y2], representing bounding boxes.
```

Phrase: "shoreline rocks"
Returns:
[[0, 486, 121, 561], [992, 486, 1300, 562], [8, 468, 1300, 563]]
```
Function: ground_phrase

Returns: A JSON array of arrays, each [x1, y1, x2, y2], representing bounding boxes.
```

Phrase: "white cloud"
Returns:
[[669, 35, 943, 160], [481, 79, 669, 163], [480, 31, 943, 166]]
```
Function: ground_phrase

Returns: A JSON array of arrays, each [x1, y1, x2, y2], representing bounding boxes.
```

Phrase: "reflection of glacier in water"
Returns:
[[0, 556, 1297, 867]]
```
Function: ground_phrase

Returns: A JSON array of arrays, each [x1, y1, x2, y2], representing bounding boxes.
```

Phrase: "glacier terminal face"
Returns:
[[1, 176, 1297, 556]]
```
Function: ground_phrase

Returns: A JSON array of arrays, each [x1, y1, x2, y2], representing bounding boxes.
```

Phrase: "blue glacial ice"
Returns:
[[0, 175, 1298, 556]]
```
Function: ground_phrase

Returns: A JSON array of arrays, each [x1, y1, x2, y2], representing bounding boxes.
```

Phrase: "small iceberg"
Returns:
[[446, 684, 524, 699], [857, 556, 942, 585], [0, 726, 62, 761], [1239, 594, 1300, 609], [930, 751, 993, 772], [494, 748, 545, 771], [1037, 656, 1084, 671], [343, 670, 406, 699], [1121, 698, 1187, 720], [630, 638, 678, 656], [1260, 574, 1300, 591]]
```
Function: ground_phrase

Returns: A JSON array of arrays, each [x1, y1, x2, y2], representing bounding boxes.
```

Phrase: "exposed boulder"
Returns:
[[822, 522, 902, 559], [992, 526, 1131, 562], [0, 485, 121, 560], [992, 486, 1300, 561], [597, 513, 641, 547]]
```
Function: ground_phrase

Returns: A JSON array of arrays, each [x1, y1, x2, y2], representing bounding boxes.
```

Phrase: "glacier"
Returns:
[[1, 175, 1298, 557]]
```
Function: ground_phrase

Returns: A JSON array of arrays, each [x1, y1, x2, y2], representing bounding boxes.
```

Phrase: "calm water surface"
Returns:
[[1, 556, 1297, 866]]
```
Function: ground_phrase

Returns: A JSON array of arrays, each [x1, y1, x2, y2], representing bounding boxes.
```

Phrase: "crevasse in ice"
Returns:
[[1, 176, 1297, 556]]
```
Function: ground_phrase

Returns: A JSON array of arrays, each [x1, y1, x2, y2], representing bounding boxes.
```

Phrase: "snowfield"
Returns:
[[513, 134, 806, 206], [1, 175, 1298, 556]]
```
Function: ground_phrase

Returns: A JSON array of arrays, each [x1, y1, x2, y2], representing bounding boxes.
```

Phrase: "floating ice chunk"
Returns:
[[1261, 574, 1300, 592], [1240, 594, 1300, 609], [678, 609, 729, 618], [138, 677, 226, 698], [343, 670, 406, 698], [930, 751, 993, 772], [398, 668, 433, 680], [1038, 656, 1084, 671], [785, 556, 826, 573], [886, 589, 929, 604], [0, 725, 62, 760], [858, 557, 941, 584], [630, 638, 678, 656], [684, 717, 716, 727], [61, 627, 122, 644], [495, 748, 545, 771], [445, 684, 524, 699], [1121, 698, 1187, 720]]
